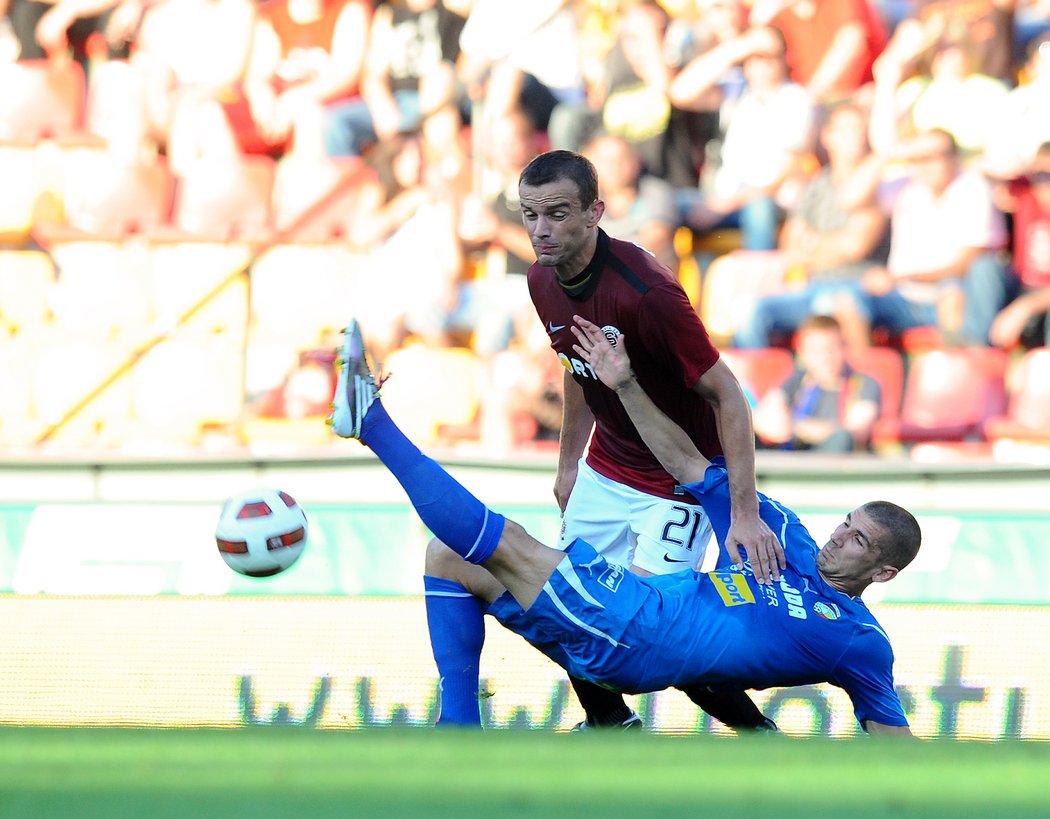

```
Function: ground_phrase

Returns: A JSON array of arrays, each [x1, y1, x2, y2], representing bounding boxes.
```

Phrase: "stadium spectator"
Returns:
[[453, 108, 543, 355], [668, 23, 816, 251], [212, 0, 371, 161], [547, 0, 710, 189], [477, 310, 564, 453], [133, 0, 257, 174], [456, 0, 583, 134], [424, 149, 780, 732], [2, 0, 140, 67], [330, 316, 918, 736], [735, 100, 889, 348], [831, 128, 1010, 350], [344, 130, 464, 358], [753, 315, 882, 453], [868, 30, 1010, 161], [878, 0, 1018, 86], [984, 27, 1050, 179], [966, 141, 1050, 349], [322, 0, 467, 159], [582, 131, 678, 270], [750, 0, 887, 105]]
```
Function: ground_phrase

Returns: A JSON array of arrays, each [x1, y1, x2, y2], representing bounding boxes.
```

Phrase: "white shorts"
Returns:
[[558, 459, 715, 575]]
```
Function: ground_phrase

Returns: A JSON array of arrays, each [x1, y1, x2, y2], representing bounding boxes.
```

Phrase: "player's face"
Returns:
[[817, 507, 886, 584], [519, 178, 604, 279]]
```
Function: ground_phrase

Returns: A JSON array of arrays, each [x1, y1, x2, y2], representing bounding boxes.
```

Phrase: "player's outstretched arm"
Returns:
[[571, 315, 710, 486]]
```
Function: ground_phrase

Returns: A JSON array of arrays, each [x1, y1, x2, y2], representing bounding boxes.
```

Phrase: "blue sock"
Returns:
[[424, 576, 486, 727], [360, 400, 504, 565]]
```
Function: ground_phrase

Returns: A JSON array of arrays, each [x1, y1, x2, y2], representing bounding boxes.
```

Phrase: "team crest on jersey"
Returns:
[[710, 571, 755, 606], [601, 325, 622, 347], [813, 601, 841, 620]]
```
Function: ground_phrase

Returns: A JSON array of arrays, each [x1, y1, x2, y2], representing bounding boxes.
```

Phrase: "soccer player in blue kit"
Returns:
[[424, 149, 783, 732], [329, 318, 919, 736]]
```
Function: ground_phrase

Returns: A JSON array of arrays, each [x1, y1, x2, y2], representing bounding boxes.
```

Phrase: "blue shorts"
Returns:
[[488, 539, 717, 694]]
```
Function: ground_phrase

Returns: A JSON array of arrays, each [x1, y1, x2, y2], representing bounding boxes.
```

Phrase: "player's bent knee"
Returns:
[[424, 538, 465, 578]]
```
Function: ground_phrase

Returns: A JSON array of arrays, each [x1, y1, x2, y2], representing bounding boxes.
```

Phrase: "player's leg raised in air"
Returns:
[[328, 320, 564, 609]]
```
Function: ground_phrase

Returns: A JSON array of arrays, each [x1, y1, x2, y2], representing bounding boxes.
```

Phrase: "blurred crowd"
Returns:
[[1, 0, 1050, 459]]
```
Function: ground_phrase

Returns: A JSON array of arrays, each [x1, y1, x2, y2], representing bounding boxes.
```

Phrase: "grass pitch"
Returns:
[[0, 727, 1046, 818]]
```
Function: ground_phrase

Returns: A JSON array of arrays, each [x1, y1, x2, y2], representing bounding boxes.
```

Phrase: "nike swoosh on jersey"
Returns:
[[662, 554, 690, 564], [548, 321, 566, 333]]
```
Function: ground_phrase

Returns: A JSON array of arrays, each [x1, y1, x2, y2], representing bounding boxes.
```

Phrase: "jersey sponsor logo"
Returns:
[[710, 571, 755, 606], [779, 578, 808, 620], [598, 563, 625, 592], [557, 326, 621, 383], [547, 321, 566, 333], [813, 601, 841, 620]]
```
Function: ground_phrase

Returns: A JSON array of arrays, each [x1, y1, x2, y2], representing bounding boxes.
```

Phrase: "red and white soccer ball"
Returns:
[[215, 487, 309, 577]]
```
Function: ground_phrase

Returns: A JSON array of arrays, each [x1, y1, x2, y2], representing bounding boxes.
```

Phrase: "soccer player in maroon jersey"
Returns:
[[423, 150, 784, 731]]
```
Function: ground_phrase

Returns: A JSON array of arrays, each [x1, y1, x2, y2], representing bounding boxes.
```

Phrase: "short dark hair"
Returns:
[[863, 501, 922, 571], [519, 150, 599, 209], [798, 314, 843, 335]]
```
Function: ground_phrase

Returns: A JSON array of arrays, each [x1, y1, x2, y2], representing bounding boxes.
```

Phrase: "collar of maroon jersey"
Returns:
[[558, 228, 609, 299]]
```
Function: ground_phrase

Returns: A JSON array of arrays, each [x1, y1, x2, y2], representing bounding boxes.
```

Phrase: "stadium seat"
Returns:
[[53, 148, 174, 236], [699, 251, 790, 346], [378, 344, 483, 445], [171, 155, 275, 239], [147, 240, 251, 341], [32, 337, 135, 448], [0, 58, 85, 142], [48, 240, 151, 341], [0, 334, 39, 447], [249, 244, 361, 349], [872, 347, 1009, 447], [270, 154, 373, 241], [871, 324, 945, 354], [848, 346, 904, 428], [130, 338, 244, 447], [718, 348, 796, 404], [0, 145, 44, 238], [0, 250, 54, 336], [984, 348, 1050, 444]]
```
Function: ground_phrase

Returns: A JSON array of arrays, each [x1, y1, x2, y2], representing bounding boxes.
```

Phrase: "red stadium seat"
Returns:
[[984, 348, 1050, 443], [848, 346, 904, 428], [719, 348, 796, 403], [0, 58, 85, 142], [873, 347, 1008, 446]]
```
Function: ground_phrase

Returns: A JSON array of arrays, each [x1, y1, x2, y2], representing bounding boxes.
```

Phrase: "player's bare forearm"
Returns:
[[554, 372, 593, 511], [571, 317, 708, 485], [697, 361, 785, 582]]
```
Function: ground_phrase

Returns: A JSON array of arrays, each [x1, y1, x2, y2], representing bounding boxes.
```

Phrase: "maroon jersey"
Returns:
[[528, 229, 723, 500]]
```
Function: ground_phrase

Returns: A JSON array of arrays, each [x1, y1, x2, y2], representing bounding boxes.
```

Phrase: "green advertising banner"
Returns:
[[0, 501, 1047, 603]]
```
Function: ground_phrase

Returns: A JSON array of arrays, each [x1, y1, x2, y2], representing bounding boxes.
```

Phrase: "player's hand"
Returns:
[[725, 514, 785, 585], [571, 315, 632, 391]]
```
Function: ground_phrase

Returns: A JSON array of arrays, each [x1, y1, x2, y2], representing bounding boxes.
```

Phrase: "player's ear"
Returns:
[[871, 565, 898, 584], [588, 198, 605, 226]]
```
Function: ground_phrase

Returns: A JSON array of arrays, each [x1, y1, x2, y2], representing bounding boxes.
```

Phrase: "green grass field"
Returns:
[[0, 728, 1047, 818]]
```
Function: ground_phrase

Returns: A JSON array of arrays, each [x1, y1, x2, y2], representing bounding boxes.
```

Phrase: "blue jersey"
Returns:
[[490, 463, 908, 728]]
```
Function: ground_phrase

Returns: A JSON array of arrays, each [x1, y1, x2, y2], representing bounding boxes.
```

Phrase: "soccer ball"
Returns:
[[215, 487, 309, 577]]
